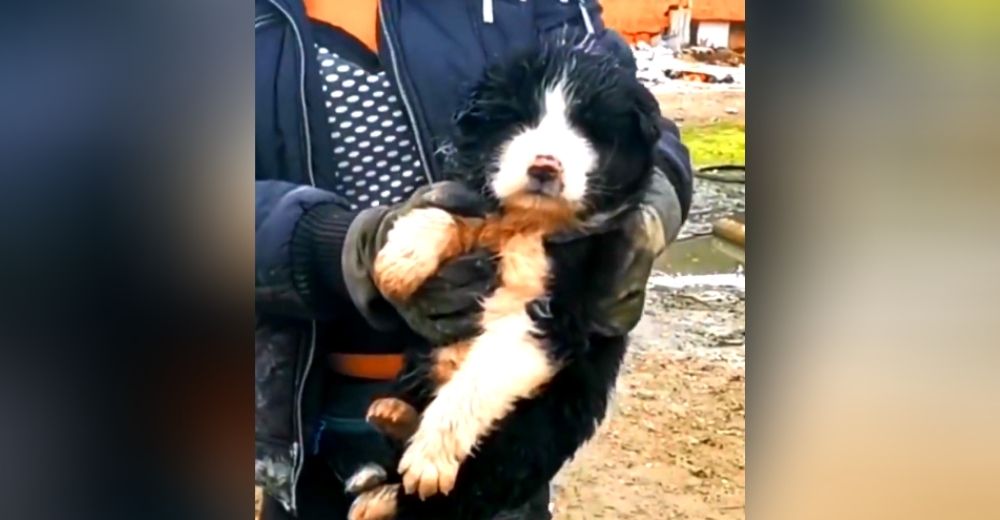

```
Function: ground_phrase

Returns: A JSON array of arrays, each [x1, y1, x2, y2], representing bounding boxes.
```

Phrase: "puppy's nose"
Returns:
[[527, 155, 563, 182]]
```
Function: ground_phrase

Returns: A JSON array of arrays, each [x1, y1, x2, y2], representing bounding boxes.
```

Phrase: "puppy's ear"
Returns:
[[451, 90, 495, 154], [633, 88, 663, 147], [452, 94, 482, 129]]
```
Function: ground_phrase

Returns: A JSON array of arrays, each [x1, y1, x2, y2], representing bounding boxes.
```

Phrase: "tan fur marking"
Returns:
[[477, 198, 577, 248], [452, 217, 486, 252], [366, 398, 420, 442], [347, 484, 400, 520], [430, 341, 472, 387]]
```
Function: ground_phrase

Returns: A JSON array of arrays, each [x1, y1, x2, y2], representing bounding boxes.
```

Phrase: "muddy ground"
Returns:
[[655, 89, 745, 127], [552, 283, 745, 520], [256, 89, 746, 520]]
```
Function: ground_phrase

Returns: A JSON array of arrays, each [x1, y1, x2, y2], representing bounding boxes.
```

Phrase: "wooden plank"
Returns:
[[712, 217, 745, 247]]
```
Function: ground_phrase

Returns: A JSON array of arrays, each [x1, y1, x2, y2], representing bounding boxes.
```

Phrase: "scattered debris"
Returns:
[[633, 41, 745, 91], [679, 175, 745, 240], [680, 46, 746, 67], [649, 273, 745, 291]]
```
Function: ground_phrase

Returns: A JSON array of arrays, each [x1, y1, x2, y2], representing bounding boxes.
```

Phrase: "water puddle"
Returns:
[[655, 234, 744, 276]]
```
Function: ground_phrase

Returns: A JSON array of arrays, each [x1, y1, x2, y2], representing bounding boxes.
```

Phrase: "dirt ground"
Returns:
[[553, 356, 745, 520], [551, 284, 745, 520], [654, 89, 745, 126]]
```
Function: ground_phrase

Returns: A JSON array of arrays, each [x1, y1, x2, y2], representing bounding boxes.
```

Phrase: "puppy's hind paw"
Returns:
[[348, 484, 400, 520], [367, 398, 420, 442], [345, 463, 388, 495]]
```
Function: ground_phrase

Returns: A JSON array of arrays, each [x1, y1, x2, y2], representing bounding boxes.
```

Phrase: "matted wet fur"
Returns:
[[348, 41, 662, 520]]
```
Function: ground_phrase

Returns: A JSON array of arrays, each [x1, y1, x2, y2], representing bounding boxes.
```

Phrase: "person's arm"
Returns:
[[339, 182, 498, 343], [255, 180, 359, 321], [257, 179, 499, 343]]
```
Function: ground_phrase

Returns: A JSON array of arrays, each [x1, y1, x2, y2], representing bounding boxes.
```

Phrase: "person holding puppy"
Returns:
[[255, 1, 692, 518]]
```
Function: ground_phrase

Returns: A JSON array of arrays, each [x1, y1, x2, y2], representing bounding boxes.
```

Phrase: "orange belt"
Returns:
[[327, 353, 404, 380]]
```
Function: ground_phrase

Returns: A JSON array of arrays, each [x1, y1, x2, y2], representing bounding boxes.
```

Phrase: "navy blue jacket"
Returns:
[[254, 0, 692, 512]]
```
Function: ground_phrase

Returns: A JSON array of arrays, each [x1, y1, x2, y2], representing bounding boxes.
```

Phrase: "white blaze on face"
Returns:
[[491, 83, 598, 203]]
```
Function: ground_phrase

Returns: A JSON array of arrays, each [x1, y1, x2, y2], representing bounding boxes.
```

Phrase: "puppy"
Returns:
[[347, 41, 663, 520]]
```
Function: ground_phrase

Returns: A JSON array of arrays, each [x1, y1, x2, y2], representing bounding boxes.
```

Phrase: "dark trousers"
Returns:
[[260, 457, 552, 520], [262, 375, 552, 520]]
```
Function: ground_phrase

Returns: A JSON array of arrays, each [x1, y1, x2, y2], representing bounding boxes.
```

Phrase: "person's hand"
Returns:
[[585, 204, 667, 336], [556, 165, 684, 337], [546, 178, 680, 337], [391, 246, 496, 343], [342, 182, 497, 344]]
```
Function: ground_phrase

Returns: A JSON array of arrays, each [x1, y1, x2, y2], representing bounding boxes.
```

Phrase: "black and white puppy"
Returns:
[[347, 41, 662, 520]]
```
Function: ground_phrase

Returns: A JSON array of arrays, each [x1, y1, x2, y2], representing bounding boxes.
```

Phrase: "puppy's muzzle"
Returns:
[[526, 155, 564, 196]]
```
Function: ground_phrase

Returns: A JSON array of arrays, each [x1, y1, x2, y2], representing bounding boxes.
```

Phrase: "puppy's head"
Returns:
[[449, 43, 661, 223]]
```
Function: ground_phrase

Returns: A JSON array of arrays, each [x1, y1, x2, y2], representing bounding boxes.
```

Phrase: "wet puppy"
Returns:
[[347, 42, 662, 520]]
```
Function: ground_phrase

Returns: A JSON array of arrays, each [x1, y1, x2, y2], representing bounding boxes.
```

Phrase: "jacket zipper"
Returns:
[[266, 1, 316, 187], [578, 0, 596, 34], [264, 1, 318, 514], [379, 1, 434, 183]]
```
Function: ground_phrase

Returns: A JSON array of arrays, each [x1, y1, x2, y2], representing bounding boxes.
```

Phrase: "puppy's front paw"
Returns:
[[367, 398, 419, 441], [398, 428, 461, 500], [374, 208, 458, 301], [348, 484, 400, 520]]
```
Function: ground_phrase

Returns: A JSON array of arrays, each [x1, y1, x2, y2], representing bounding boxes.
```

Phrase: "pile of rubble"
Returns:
[[633, 41, 746, 91]]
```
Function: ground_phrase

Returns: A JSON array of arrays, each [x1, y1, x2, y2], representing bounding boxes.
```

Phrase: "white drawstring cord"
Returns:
[[579, 0, 595, 34], [484, 0, 494, 23]]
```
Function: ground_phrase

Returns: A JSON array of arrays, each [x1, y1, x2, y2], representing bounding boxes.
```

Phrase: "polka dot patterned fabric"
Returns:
[[317, 45, 427, 210]]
